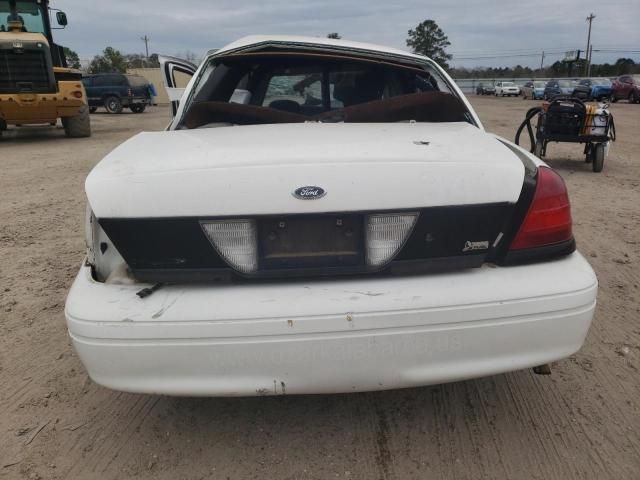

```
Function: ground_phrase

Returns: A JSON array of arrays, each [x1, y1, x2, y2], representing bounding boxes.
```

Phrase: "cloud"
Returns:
[[52, 0, 639, 67]]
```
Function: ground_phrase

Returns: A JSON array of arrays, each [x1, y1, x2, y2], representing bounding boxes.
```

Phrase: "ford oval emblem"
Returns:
[[293, 186, 326, 200]]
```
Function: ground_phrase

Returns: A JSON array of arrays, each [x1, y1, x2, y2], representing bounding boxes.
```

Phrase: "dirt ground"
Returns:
[[1, 98, 639, 480]]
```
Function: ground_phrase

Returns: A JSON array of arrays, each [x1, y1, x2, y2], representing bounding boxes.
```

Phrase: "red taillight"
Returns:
[[510, 167, 572, 250], [71, 90, 83, 98]]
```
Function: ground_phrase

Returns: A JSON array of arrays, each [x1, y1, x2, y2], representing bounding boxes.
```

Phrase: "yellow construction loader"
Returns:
[[0, 0, 90, 138]]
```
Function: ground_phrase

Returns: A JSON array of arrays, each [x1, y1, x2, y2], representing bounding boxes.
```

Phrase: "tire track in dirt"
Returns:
[[505, 375, 588, 479], [460, 380, 511, 478], [372, 397, 393, 480], [56, 393, 154, 478], [338, 394, 385, 480]]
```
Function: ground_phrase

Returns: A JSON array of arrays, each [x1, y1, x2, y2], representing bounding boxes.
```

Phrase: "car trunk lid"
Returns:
[[87, 122, 524, 218]]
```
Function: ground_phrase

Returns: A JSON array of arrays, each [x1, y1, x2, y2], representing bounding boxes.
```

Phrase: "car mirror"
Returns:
[[56, 11, 68, 26]]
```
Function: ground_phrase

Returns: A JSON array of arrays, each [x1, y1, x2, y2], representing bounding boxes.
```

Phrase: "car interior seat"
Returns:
[[230, 89, 252, 105]]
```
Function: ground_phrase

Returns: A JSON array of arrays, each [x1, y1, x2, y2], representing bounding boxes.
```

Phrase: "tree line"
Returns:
[[86, 47, 162, 73], [450, 58, 639, 79], [63, 46, 199, 73], [70, 20, 638, 78]]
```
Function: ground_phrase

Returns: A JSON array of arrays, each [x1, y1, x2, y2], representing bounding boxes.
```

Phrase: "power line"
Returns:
[[449, 43, 639, 60], [451, 48, 572, 56], [452, 48, 639, 62], [447, 44, 638, 55], [452, 52, 568, 60], [592, 49, 640, 54]]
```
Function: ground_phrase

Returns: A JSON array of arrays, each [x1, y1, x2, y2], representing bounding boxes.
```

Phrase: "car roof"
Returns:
[[169, 34, 484, 132], [211, 35, 430, 63]]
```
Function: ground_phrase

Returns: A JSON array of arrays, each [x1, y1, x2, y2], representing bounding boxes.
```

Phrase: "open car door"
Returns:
[[159, 55, 198, 118]]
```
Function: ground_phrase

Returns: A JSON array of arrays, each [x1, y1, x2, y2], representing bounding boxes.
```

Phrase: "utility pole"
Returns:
[[141, 35, 150, 59], [584, 13, 595, 76], [540, 51, 545, 71]]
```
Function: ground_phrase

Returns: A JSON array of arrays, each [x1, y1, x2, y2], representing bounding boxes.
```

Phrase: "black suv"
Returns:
[[82, 73, 151, 113], [475, 83, 495, 95]]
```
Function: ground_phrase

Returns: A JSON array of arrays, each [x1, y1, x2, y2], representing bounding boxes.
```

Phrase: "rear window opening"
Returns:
[[179, 53, 472, 128]]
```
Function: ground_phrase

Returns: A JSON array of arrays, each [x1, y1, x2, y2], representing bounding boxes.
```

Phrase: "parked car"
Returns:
[[494, 81, 520, 96], [611, 75, 640, 103], [476, 83, 495, 95], [82, 73, 152, 113], [543, 80, 561, 99], [543, 79, 576, 100], [521, 80, 546, 100], [66, 35, 597, 396], [572, 79, 612, 101]]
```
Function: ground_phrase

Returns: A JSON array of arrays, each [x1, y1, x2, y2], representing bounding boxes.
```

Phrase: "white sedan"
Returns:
[[495, 81, 521, 97], [65, 36, 597, 396]]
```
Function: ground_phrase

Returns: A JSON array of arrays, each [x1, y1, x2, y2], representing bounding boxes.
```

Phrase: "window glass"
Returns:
[[181, 54, 464, 127], [92, 76, 109, 87], [0, 0, 46, 34], [262, 70, 320, 107], [191, 62, 215, 98], [328, 67, 382, 107], [93, 75, 124, 87]]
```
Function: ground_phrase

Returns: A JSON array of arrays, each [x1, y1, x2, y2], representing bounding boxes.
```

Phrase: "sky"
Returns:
[[51, 0, 640, 69]]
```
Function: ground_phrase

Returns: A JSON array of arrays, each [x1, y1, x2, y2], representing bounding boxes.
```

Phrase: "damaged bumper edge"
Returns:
[[65, 253, 597, 396]]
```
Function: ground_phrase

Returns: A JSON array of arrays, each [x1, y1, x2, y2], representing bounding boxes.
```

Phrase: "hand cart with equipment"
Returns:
[[515, 96, 615, 172]]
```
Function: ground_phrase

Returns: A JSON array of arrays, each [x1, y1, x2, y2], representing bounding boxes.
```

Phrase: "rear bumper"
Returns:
[[65, 253, 597, 396], [122, 97, 150, 106]]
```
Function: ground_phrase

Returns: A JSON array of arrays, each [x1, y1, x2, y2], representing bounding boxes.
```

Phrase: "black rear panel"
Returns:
[[98, 218, 228, 270], [396, 204, 510, 260], [0, 48, 54, 93], [100, 203, 514, 282], [258, 214, 364, 269]]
